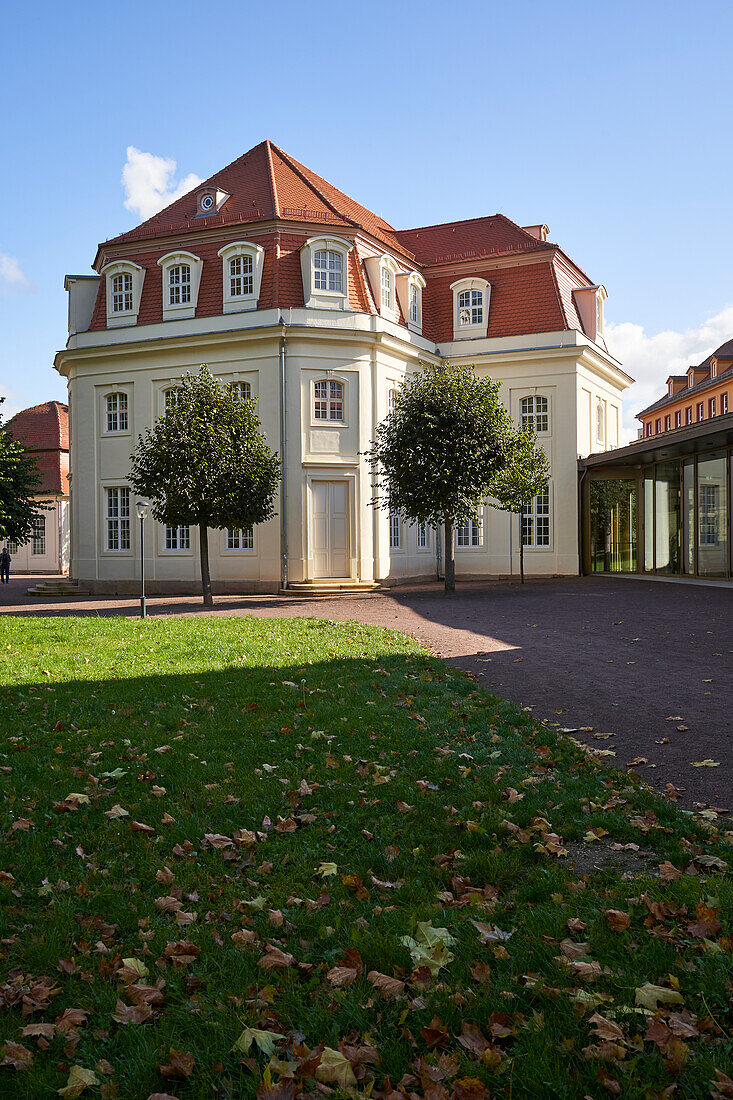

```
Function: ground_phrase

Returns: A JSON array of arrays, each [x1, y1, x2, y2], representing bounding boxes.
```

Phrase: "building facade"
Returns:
[[637, 339, 733, 437], [55, 141, 630, 594], [3, 401, 70, 574]]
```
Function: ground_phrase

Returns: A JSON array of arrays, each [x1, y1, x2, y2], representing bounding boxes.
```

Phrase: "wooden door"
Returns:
[[311, 481, 349, 578]]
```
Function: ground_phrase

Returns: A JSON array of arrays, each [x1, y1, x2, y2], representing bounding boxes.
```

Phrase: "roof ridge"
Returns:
[[264, 140, 280, 219], [547, 260, 570, 330], [269, 143, 361, 228]]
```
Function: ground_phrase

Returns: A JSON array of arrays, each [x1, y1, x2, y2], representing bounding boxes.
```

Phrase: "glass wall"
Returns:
[[697, 453, 728, 577], [587, 448, 731, 579], [589, 479, 637, 573], [654, 462, 681, 573]]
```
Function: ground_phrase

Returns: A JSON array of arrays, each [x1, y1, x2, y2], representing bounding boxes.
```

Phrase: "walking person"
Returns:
[[0, 547, 11, 585]]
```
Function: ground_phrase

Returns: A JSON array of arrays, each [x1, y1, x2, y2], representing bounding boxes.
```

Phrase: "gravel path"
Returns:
[[2, 574, 731, 812]]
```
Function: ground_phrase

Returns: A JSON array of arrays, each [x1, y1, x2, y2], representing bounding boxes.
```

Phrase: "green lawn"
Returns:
[[0, 616, 730, 1100]]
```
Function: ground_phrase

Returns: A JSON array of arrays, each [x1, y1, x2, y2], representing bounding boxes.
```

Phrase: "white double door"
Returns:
[[311, 480, 349, 579]]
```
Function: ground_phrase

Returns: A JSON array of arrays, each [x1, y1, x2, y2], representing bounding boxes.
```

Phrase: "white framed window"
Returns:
[[522, 492, 550, 548], [417, 522, 430, 549], [167, 264, 190, 306], [230, 381, 252, 402], [226, 527, 254, 551], [520, 395, 549, 434], [711, 361, 717, 378], [301, 236, 353, 310], [164, 387, 183, 413], [596, 401, 605, 444], [31, 518, 46, 556], [157, 251, 203, 320], [7, 540, 19, 555], [106, 488, 130, 551], [102, 260, 145, 327], [722, 393, 729, 415], [387, 388, 398, 413], [111, 272, 133, 313], [105, 391, 129, 433], [381, 266, 393, 310], [217, 241, 265, 313], [396, 271, 426, 334], [165, 525, 190, 551], [450, 278, 490, 339], [456, 519, 483, 547], [315, 250, 343, 293], [389, 508, 401, 549], [313, 380, 344, 422], [699, 485, 719, 546]]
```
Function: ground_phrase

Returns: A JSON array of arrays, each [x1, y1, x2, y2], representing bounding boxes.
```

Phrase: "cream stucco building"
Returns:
[[55, 141, 631, 594]]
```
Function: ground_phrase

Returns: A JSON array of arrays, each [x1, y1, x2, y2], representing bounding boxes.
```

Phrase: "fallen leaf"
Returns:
[[367, 970, 405, 998], [159, 1048, 194, 1078], [58, 1065, 100, 1096], [315, 1047, 356, 1089], [1, 1040, 33, 1069], [604, 909, 631, 932], [634, 983, 684, 1010], [690, 760, 720, 768]]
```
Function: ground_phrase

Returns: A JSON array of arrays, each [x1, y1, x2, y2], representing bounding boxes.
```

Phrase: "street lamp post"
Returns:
[[136, 501, 149, 619]]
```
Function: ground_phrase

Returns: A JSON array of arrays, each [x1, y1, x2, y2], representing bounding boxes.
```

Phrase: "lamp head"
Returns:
[[135, 500, 149, 521]]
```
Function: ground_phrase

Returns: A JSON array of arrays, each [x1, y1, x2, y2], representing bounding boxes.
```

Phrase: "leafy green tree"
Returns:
[[129, 366, 280, 606], [367, 362, 517, 593], [491, 426, 550, 583], [0, 397, 42, 546]]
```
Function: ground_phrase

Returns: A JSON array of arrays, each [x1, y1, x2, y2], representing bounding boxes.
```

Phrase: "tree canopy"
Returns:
[[129, 366, 280, 605], [367, 362, 517, 591], [0, 397, 41, 546]]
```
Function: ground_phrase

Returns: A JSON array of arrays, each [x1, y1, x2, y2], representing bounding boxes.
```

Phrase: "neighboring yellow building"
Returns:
[[54, 140, 630, 594]]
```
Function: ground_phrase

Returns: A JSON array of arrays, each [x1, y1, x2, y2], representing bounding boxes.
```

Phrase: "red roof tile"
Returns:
[[396, 214, 551, 265], [422, 262, 567, 345], [6, 402, 69, 495]]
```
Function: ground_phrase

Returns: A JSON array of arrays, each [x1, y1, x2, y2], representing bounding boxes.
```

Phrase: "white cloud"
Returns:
[[0, 252, 31, 293], [606, 302, 733, 442], [121, 146, 202, 221]]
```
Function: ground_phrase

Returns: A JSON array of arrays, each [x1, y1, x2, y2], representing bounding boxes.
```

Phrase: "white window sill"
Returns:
[[454, 325, 487, 340], [107, 313, 138, 328], [223, 297, 258, 314]]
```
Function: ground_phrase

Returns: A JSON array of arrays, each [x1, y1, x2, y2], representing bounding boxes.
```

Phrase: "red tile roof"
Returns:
[[85, 140, 603, 345], [102, 141, 411, 259], [396, 214, 551, 264], [6, 402, 69, 495]]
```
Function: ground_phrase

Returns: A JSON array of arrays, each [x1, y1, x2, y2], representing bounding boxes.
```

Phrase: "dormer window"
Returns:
[[396, 270, 425, 334], [217, 241, 265, 313], [300, 236, 353, 310], [381, 266, 393, 311], [711, 360, 717, 378], [102, 260, 145, 328], [112, 273, 133, 313], [194, 185, 230, 217], [450, 277, 490, 340], [315, 250, 343, 293], [157, 251, 203, 321], [168, 264, 190, 306], [409, 283, 420, 324]]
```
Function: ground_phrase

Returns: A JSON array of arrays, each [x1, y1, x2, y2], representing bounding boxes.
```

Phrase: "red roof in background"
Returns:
[[396, 214, 551, 264], [103, 140, 411, 259], [6, 401, 69, 495]]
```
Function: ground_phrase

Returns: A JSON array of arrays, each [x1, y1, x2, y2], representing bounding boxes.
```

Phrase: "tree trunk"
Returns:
[[444, 518, 455, 594], [199, 524, 213, 606], [520, 530, 525, 584]]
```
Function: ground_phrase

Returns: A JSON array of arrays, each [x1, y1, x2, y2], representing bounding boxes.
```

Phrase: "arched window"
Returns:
[[314, 380, 344, 422], [596, 401, 605, 443], [450, 277, 490, 339], [228, 254, 253, 298], [105, 392, 128, 432], [111, 272, 133, 313], [164, 387, 183, 412], [168, 264, 191, 306], [313, 250, 343, 293], [102, 260, 145, 327], [230, 381, 252, 402], [520, 395, 549, 433], [381, 266, 393, 311]]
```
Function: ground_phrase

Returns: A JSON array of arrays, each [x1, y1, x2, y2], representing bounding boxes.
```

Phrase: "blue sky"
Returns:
[[2, 0, 732, 437]]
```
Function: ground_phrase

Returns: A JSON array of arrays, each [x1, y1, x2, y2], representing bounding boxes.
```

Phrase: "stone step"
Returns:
[[26, 581, 89, 598], [280, 581, 380, 596]]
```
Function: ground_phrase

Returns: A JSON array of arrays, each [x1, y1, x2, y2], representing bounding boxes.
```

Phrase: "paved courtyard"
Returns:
[[1, 574, 731, 812]]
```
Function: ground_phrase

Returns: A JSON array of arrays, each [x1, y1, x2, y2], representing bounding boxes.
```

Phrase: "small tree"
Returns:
[[0, 397, 42, 546], [129, 367, 280, 606], [367, 362, 516, 593], [491, 427, 550, 583]]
